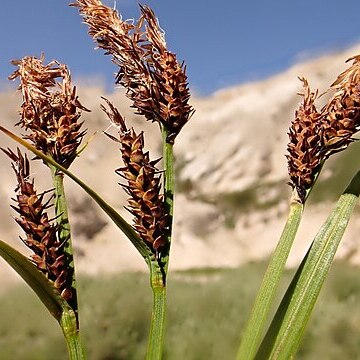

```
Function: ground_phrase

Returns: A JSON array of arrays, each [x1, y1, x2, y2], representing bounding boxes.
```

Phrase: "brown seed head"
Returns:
[[2, 148, 75, 303], [287, 55, 360, 203], [9, 56, 89, 168], [102, 98, 168, 252], [286, 77, 324, 202], [321, 55, 360, 153], [72, 0, 194, 143]]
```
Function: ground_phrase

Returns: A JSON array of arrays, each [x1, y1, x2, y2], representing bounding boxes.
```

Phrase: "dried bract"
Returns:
[[102, 98, 168, 252], [9, 56, 89, 168], [2, 148, 75, 304], [73, 0, 194, 143], [286, 78, 323, 202]]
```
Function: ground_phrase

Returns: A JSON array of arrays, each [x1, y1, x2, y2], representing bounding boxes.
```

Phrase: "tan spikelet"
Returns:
[[2, 148, 75, 303], [9, 55, 89, 168], [101, 98, 168, 252], [321, 55, 360, 153], [72, 0, 194, 143], [286, 78, 323, 202]]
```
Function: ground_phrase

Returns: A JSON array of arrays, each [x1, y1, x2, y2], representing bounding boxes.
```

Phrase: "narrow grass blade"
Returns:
[[258, 169, 360, 359], [237, 200, 303, 360], [254, 249, 310, 359], [0, 239, 70, 320], [0, 239, 86, 358], [0, 126, 151, 260]]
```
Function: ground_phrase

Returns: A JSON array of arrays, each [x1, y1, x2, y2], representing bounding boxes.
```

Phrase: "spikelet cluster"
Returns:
[[287, 56, 360, 203], [9, 56, 88, 168], [102, 99, 168, 252], [287, 78, 323, 202], [322, 55, 360, 153], [72, 0, 194, 143], [3, 148, 74, 303]]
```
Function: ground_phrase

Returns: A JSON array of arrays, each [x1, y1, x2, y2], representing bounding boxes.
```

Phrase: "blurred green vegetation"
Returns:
[[0, 261, 359, 359]]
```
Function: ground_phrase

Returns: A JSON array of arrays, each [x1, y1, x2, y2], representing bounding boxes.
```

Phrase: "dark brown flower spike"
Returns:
[[287, 55, 360, 203], [286, 77, 324, 202], [72, 0, 194, 143], [101, 98, 168, 254], [2, 147, 75, 305], [321, 55, 360, 154], [9, 56, 89, 168]]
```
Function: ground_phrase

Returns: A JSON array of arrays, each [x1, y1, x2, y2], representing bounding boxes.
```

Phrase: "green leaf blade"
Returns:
[[0, 239, 70, 321], [0, 126, 152, 260], [258, 170, 360, 359], [237, 201, 303, 360]]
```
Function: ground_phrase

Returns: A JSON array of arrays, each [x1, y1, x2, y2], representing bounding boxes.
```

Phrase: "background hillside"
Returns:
[[1, 45, 360, 289]]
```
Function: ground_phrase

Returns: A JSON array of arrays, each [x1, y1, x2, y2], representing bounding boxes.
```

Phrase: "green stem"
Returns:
[[145, 127, 174, 359], [146, 261, 167, 360], [50, 165, 78, 313], [162, 129, 175, 275], [264, 170, 360, 359], [61, 309, 87, 360], [237, 197, 303, 360], [49, 165, 86, 358]]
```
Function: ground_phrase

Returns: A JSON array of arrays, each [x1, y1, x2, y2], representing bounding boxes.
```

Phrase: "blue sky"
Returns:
[[1, 1, 360, 96]]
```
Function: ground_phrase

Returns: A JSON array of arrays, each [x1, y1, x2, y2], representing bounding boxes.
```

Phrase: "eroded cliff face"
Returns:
[[1, 45, 360, 287]]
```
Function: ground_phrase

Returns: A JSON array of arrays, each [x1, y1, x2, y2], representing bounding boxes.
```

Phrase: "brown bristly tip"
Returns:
[[321, 54, 360, 154], [286, 77, 323, 202], [9, 55, 89, 168], [72, 0, 194, 143], [102, 98, 169, 253], [2, 147, 75, 304]]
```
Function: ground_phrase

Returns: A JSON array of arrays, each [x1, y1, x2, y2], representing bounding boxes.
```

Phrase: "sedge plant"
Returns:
[[71, 2, 194, 358], [238, 56, 360, 359], [0, 1, 360, 359], [1, 57, 88, 358], [0, 2, 193, 360]]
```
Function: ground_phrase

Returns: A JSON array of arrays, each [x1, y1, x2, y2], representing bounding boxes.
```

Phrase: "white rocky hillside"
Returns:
[[1, 45, 360, 287]]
